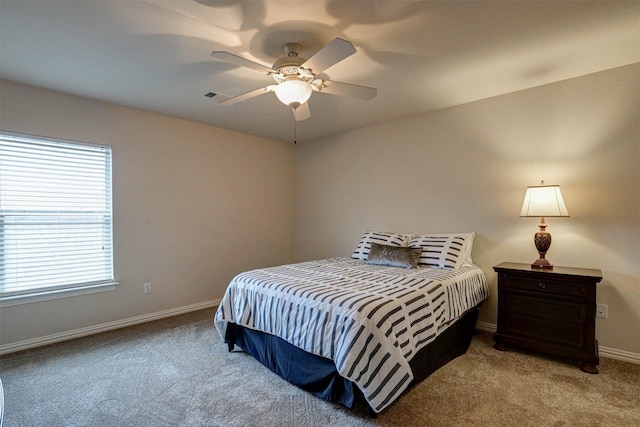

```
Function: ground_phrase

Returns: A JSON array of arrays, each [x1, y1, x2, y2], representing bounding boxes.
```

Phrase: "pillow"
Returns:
[[365, 243, 422, 269], [351, 230, 411, 261], [408, 232, 475, 269], [425, 232, 475, 267]]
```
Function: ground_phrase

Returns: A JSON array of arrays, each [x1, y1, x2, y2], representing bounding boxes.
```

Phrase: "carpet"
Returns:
[[0, 309, 638, 426]]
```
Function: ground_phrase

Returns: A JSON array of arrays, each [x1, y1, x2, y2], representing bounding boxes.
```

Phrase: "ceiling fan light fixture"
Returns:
[[274, 80, 313, 108]]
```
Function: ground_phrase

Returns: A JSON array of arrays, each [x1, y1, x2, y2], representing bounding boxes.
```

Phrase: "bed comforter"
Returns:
[[215, 257, 488, 413]]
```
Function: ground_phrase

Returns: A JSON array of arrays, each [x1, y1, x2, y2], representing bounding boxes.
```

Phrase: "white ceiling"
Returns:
[[1, 1, 639, 143]]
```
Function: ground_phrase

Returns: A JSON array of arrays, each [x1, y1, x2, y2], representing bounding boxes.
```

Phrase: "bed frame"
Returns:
[[224, 306, 480, 414]]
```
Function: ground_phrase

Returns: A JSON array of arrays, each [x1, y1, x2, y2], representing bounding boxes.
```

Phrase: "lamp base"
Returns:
[[531, 258, 553, 269], [532, 226, 553, 269]]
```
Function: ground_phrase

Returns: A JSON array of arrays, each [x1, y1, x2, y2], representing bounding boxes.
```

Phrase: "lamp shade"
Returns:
[[520, 184, 569, 217], [274, 80, 313, 108]]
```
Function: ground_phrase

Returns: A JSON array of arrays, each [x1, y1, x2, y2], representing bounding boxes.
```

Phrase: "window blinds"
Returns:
[[0, 132, 113, 296]]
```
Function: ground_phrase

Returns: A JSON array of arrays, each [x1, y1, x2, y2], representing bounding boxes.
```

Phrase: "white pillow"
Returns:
[[427, 232, 475, 267], [408, 232, 475, 269], [351, 230, 412, 261]]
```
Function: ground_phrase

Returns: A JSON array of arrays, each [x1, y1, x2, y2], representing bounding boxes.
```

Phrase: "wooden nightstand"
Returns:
[[493, 262, 603, 373]]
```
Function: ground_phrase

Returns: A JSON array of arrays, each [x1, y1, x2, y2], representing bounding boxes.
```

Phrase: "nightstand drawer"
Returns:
[[504, 316, 586, 348], [504, 276, 587, 298], [505, 294, 586, 323]]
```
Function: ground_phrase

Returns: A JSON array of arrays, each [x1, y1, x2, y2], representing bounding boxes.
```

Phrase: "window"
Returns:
[[0, 131, 115, 306]]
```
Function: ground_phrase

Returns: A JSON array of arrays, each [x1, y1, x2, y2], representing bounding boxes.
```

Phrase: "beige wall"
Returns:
[[1, 64, 638, 358], [0, 80, 294, 346], [294, 64, 640, 356]]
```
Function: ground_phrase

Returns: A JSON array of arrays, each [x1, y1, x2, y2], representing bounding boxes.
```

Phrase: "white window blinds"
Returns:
[[0, 132, 114, 297]]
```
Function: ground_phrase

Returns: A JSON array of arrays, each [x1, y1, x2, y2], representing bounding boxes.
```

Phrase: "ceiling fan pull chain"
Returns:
[[293, 107, 297, 144]]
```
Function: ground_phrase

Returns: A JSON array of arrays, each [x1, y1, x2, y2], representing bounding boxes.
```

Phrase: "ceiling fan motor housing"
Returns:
[[271, 43, 314, 84]]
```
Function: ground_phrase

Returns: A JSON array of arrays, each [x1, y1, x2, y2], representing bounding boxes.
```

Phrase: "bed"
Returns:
[[214, 231, 489, 414]]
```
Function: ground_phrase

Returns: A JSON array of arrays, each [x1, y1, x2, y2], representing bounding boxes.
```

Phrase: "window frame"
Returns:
[[0, 131, 117, 307]]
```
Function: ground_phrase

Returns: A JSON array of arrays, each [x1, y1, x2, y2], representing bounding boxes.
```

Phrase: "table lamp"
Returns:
[[520, 182, 569, 269]]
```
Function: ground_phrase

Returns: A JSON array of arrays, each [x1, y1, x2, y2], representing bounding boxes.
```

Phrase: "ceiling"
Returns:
[[1, 1, 639, 143]]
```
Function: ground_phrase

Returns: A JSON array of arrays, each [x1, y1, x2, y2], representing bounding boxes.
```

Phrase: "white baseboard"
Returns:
[[475, 321, 497, 333], [0, 299, 221, 356], [597, 345, 640, 364], [476, 320, 639, 365], [3, 306, 638, 366]]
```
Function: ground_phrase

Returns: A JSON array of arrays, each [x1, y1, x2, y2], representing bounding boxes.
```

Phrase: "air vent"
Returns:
[[204, 92, 217, 98]]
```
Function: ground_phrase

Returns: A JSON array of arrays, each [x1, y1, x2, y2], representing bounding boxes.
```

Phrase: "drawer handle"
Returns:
[[538, 328, 545, 335], [538, 282, 547, 289]]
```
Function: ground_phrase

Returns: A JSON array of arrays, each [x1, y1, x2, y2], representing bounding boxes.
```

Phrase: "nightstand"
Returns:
[[493, 262, 603, 373]]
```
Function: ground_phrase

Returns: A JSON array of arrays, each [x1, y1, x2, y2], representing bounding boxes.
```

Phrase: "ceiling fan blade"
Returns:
[[218, 86, 272, 106], [294, 103, 311, 121], [302, 38, 356, 74], [320, 80, 377, 101], [211, 51, 273, 74]]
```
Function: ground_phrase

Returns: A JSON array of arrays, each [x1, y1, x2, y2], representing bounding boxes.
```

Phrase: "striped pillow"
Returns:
[[408, 233, 475, 269], [432, 232, 475, 267], [351, 230, 411, 261]]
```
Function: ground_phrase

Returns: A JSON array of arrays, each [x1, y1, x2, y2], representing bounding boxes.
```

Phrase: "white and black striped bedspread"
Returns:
[[214, 257, 488, 413]]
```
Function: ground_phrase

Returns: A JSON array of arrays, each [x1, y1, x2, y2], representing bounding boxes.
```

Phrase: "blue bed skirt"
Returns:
[[224, 307, 480, 412]]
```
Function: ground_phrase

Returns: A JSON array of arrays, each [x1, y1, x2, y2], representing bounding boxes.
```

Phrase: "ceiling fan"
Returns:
[[210, 38, 377, 121]]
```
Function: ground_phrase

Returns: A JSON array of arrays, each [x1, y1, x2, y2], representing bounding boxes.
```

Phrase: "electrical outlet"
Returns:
[[143, 282, 152, 294], [596, 303, 608, 319]]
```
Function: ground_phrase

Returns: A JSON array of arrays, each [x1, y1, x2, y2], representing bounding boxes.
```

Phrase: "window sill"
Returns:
[[0, 282, 118, 307]]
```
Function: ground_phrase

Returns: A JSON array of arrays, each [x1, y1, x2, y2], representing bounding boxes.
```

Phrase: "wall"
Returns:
[[294, 64, 640, 358], [0, 80, 294, 347]]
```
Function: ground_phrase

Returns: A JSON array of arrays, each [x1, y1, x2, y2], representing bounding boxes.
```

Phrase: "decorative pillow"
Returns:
[[408, 233, 475, 269], [351, 230, 411, 261], [365, 243, 422, 269]]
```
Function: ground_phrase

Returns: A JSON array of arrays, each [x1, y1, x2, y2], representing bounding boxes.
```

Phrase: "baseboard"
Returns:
[[475, 320, 496, 333], [598, 345, 640, 364], [0, 299, 221, 356], [4, 306, 638, 365], [475, 320, 639, 365]]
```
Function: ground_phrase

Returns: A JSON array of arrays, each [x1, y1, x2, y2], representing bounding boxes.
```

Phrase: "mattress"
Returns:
[[215, 257, 488, 413]]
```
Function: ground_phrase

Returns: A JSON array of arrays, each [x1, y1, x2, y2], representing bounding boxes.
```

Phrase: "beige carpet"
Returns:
[[0, 308, 638, 426]]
